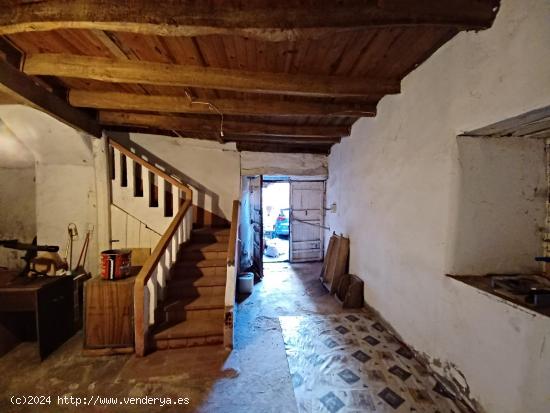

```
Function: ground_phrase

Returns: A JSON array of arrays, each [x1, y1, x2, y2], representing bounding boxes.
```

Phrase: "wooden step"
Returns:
[[152, 318, 224, 349], [168, 274, 227, 288], [192, 227, 230, 235], [154, 334, 223, 349], [180, 249, 227, 260], [164, 294, 224, 313], [167, 284, 225, 299], [161, 295, 225, 324], [183, 242, 228, 252], [161, 307, 225, 324], [175, 258, 227, 268], [171, 265, 226, 278], [191, 228, 230, 243], [154, 318, 223, 340]]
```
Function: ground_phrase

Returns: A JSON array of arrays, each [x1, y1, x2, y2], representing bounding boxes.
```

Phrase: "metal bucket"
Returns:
[[100, 249, 132, 280]]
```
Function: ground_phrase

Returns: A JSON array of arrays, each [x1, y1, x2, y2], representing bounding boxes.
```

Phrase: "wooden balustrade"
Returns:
[[224, 200, 241, 349], [108, 138, 241, 354], [107, 138, 194, 356], [134, 198, 193, 356]]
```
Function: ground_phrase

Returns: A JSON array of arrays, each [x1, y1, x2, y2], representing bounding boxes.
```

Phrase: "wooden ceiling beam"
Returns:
[[224, 135, 341, 145], [0, 59, 102, 137], [69, 90, 376, 118], [24, 53, 399, 98], [0, 37, 23, 68], [99, 111, 349, 138], [0, 1, 500, 41], [236, 142, 332, 155]]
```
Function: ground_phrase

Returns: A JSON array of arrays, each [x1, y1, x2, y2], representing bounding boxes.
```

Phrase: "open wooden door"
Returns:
[[249, 175, 263, 278], [289, 180, 325, 262]]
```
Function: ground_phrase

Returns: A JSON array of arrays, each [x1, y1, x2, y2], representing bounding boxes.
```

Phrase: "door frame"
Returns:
[[262, 178, 291, 263], [249, 175, 263, 278]]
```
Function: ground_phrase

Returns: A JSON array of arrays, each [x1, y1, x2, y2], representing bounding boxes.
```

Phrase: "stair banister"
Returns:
[[134, 198, 192, 356], [107, 139, 194, 357], [224, 200, 241, 349], [109, 139, 186, 192]]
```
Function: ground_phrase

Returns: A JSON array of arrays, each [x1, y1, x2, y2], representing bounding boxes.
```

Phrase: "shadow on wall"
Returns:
[[109, 132, 228, 227], [450, 136, 546, 275]]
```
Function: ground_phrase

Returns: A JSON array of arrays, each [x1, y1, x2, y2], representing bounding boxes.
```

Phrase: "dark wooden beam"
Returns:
[[0, 59, 102, 137], [24, 54, 399, 98], [0, 36, 22, 68], [460, 105, 550, 139], [236, 142, 332, 155], [225, 134, 341, 145], [99, 111, 350, 138], [0, 1, 500, 41], [69, 90, 377, 118]]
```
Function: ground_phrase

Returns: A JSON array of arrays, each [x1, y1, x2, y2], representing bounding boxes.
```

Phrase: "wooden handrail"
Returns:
[[109, 138, 192, 199], [227, 200, 240, 266], [134, 198, 192, 356], [224, 200, 240, 349]]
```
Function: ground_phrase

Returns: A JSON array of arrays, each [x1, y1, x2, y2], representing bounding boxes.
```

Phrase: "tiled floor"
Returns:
[[280, 313, 462, 413]]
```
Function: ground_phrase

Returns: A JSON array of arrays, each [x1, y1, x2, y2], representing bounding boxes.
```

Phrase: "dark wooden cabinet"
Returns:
[[0, 273, 74, 360], [83, 276, 135, 354]]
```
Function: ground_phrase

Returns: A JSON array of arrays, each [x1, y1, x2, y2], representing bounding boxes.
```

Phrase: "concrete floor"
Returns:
[[263, 236, 289, 262], [0, 262, 353, 413]]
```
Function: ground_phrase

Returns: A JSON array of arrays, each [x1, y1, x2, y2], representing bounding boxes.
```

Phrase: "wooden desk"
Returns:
[[0, 273, 74, 360]]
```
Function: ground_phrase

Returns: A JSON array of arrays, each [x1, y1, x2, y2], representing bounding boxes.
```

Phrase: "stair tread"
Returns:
[[164, 294, 225, 311], [169, 274, 227, 287], [182, 242, 228, 252], [176, 258, 227, 267], [192, 227, 230, 235], [153, 318, 223, 340]]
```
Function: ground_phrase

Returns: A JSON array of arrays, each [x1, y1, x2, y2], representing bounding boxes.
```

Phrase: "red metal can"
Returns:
[[100, 249, 132, 280]]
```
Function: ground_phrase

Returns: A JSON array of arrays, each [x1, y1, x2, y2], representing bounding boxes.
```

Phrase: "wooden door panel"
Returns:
[[292, 221, 321, 242], [292, 209, 322, 220], [249, 176, 263, 277], [290, 180, 325, 263]]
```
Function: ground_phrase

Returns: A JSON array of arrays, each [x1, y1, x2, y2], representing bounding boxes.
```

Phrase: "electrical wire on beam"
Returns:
[[180, 89, 225, 143]]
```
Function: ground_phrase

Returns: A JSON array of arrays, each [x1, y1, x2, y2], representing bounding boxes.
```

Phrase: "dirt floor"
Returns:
[[0, 262, 350, 413]]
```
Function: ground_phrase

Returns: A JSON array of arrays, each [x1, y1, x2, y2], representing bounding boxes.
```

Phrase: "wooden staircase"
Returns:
[[151, 227, 230, 350], [107, 139, 240, 356]]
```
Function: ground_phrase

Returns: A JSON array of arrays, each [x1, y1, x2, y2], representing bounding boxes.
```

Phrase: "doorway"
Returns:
[[243, 175, 326, 280], [262, 180, 290, 263]]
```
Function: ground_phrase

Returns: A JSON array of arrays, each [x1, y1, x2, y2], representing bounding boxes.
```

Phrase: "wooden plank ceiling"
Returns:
[[0, 0, 500, 154]]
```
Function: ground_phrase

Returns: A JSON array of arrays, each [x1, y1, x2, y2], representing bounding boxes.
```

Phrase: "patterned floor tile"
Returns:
[[279, 314, 464, 413]]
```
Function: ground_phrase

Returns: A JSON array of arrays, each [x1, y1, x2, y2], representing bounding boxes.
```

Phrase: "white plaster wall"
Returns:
[[241, 151, 328, 176], [453, 137, 546, 275], [0, 117, 37, 269], [0, 105, 94, 166], [0, 105, 100, 274], [35, 163, 98, 272], [118, 133, 241, 221], [325, 0, 550, 411], [0, 167, 36, 269]]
